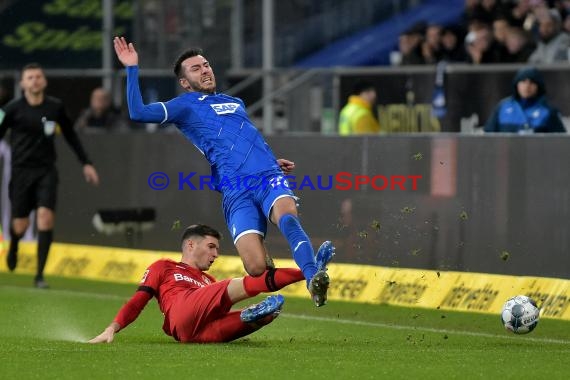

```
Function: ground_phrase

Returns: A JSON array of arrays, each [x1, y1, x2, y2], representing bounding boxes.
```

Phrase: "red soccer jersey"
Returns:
[[140, 259, 217, 314], [139, 259, 216, 314], [114, 259, 217, 334]]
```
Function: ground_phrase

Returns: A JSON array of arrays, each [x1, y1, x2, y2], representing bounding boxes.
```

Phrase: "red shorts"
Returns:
[[168, 279, 234, 342]]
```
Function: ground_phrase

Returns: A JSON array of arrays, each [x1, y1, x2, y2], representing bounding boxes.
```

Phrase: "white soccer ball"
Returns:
[[501, 295, 540, 334]]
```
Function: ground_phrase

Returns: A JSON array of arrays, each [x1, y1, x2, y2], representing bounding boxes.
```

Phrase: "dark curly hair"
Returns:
[[173, 48, 204, 78], [180, 224, 221, 245]]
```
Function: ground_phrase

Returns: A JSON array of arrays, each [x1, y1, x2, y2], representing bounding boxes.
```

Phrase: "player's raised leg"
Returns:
[[191, 309, 280, 343], [227, 268, 305, 302], [270, 197, 333, 307], [271, 197, 316, 281], [309, 240, 336, 307], [235, 233, 273, 276], [181, 270, 300, 343], [240, 294, 285, 322]]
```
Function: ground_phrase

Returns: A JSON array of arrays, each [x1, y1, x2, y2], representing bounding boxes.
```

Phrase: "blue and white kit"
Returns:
[[125, 66, 294, 242]]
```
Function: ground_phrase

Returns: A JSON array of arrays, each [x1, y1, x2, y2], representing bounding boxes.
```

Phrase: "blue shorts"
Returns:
[[221, 170, 295, 244]]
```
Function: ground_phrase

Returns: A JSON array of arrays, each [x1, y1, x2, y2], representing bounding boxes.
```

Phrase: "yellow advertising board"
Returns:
[[1, 242, 568, 320]]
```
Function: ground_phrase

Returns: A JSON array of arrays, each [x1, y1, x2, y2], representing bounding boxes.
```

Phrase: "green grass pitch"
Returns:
[[1, 272, 569, 379]]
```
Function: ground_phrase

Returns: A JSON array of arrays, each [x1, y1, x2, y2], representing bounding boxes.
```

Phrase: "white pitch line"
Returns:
[[282, 314, 570, 345], [0, 285, 128, 301], [3, 285, 570, 345]]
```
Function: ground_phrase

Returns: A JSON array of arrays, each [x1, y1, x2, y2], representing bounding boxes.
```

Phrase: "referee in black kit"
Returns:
[[0, 63, 100, 288]]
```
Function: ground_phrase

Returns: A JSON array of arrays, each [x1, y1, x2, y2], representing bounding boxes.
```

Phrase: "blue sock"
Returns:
[[278, 214, 317, 286]]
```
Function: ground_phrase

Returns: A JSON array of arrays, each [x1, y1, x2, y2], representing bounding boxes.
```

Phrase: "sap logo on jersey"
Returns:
[[211, 103, 240, 115]]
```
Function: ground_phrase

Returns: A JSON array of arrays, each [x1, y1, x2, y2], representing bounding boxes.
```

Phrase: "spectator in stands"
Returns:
[[338, 81, 381, 135], [562, 12, 570, 34], [492, 16, 512, 61], [479, 0, 510, 24], [528, 8, 570, 63], [505, 26, 536, 62], [552, 0, 570, 20], [462, 0, 484, 25], [441, 26, 468, 62], [465, 22, 503, 63], [485, 66, 566, 133], [507, 0, 532, 28], [75, 87, 128, 132], [421, 24, 443, 64], [398, 22, 426, 65]]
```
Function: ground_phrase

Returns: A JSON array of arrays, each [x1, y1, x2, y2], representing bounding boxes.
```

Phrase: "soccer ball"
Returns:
[[500, 295, 540, 334]]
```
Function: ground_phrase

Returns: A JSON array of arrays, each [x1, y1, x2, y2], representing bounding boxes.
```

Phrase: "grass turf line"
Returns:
[[1, 272, 569, 380]]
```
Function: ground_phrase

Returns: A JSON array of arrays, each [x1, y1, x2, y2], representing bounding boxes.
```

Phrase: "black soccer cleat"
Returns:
[[6, 249, 18, 272], [34, 279, 50, 289]]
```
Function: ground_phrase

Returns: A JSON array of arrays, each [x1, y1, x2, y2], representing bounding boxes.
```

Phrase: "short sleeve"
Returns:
[[139, 261, 163, 293]]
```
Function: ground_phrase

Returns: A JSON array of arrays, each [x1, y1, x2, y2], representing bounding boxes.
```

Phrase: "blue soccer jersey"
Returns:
[[126, 66, 280, 190], [126, 65, 294, 241]]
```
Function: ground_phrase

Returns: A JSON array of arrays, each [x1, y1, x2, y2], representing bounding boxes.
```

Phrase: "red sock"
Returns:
[[243, 268, 305, 296]]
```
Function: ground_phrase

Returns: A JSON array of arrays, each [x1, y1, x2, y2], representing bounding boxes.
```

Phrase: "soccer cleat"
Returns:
[[308, 270, 330, 307], [315, 240, 335, 272], [240, 294, 285, 323], [6, 249, 18, 272], [34, 279, 50, 289]]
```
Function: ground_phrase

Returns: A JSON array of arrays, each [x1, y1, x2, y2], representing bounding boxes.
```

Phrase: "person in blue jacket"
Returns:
[[113, 37, 335, 307], [484, 67, 566, 134]]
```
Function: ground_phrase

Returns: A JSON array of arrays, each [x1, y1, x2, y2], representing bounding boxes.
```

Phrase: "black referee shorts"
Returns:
[[9, 166, 58, 218]]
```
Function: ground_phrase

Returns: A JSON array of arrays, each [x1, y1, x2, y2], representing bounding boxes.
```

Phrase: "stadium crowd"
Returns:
[[396, 0, 570, 65]]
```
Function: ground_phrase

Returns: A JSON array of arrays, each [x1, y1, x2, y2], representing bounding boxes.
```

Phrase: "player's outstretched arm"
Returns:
[[113, 36, 138, 67], [115, 36, 168, 124], [88, 290, 152, 343], [88, 322, 120, 344]]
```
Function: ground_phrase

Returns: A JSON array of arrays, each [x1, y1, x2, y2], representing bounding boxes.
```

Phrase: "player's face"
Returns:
[[188, 235, 219, 270], [517, 79, 538, 99], [180, 55, 216, 94], [20, 68, 47, 96]]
